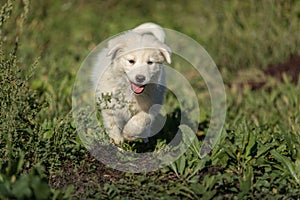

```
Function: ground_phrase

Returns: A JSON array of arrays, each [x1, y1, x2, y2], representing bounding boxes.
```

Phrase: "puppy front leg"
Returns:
[[122, 112, 151, 140], [101, 111, 124, 144]]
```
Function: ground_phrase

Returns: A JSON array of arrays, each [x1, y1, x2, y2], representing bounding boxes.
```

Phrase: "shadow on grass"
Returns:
[[123, 108, 210, 153]]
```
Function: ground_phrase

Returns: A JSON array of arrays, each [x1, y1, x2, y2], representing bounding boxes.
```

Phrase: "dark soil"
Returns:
[[249, 55, 300, 90], [48, 152, 124, 198], [264, 54, 300, 84]]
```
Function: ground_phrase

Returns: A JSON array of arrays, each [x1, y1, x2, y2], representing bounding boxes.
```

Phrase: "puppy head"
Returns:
[[106, 28, 171, 94], [116, 48, 170, 94]]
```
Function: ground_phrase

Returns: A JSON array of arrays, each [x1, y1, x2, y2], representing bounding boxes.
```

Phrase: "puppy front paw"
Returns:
[[122, 112, 151, 140]]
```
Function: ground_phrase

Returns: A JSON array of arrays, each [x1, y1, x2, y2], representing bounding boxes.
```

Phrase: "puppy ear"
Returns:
[[107, 43, 124, 59], [159, 46, 171, 64], [133, 23, 165, 43]]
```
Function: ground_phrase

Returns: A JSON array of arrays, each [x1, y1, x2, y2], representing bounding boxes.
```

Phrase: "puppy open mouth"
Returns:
[[131, 82, 145, 94]]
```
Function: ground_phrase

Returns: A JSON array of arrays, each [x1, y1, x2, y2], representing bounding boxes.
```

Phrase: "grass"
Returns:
[[1, 0, 300, 199]]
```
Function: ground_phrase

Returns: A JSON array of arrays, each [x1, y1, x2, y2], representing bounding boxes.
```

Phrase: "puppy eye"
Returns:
[[128, 59, 135, 64], [147, 61, 153, 65]]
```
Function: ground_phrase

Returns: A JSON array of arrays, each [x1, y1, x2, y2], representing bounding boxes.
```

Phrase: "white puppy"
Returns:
[[92, 23, 171, 144]]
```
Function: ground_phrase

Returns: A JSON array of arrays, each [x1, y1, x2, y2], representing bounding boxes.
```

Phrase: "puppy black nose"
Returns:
[[135, 75, 146, 83]]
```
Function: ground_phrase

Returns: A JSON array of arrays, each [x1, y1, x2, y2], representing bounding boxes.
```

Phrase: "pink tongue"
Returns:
[[131, 83, 145, 94]]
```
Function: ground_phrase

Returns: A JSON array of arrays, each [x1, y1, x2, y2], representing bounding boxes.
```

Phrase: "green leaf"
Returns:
[[43, 130, 54, 139], [245, 131, 256, 159], [189, 183, 206, 195], [31, 177, 51, 200], [239, 165, 253, 194], [63, 185, 74, 199], [271, 150, 300, 184], [169, 162, 179, 178], [12, 175, 32, 199], [187, 156, 209, 180], [178, 155, 186, 176]]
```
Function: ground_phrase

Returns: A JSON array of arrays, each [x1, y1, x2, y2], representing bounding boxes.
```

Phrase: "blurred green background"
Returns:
[[1, 0, 300, 199]]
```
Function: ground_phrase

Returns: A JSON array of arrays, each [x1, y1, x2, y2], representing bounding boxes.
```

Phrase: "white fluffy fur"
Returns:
[[133, 22, 166, 43], [92, 23, 171, 144]]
